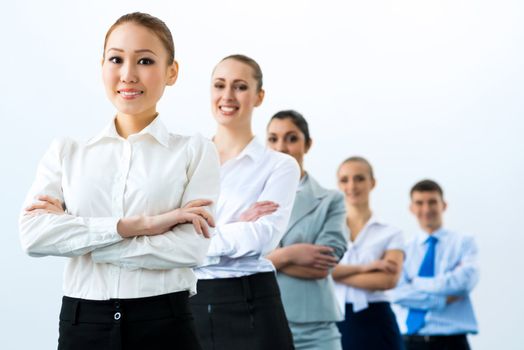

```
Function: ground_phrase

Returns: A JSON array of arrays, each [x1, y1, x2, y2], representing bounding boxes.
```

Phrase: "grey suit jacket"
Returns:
[[276, 175, 348, 323]]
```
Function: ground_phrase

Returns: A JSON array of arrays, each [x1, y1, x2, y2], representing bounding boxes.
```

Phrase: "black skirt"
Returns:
[[337, 302, 404, 350], [189, 272, 294, 350], [58, 291, 201, 350]]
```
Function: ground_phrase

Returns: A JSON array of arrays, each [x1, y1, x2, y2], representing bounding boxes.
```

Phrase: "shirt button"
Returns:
[[114, 312, 121, 320]]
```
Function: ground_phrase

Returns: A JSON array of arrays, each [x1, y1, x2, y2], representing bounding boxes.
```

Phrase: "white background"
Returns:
[[1, 0, 522, 348]]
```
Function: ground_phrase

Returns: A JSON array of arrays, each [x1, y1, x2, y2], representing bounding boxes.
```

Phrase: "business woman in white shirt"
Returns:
[[19, 12, 220, 350], [332, 157, 404, 350], [189, 55, 300, 350]]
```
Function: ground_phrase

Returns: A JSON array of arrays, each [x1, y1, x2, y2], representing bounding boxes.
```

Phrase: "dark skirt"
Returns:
[[337, 302, 404, 350], [189, 272, 294, 350], [58, 291, 201, 350]]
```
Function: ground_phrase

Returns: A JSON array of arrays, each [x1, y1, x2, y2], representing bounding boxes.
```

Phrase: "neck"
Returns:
[[214, 125, 254, 163], [346, 203, 372, 225], [422, 224, 442, 234], [115, 112, 157, 139]]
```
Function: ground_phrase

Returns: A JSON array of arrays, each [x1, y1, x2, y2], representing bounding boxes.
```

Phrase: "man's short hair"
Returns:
[[410, 179, 444, 199]]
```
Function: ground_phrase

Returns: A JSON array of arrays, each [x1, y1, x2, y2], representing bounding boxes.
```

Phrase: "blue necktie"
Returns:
[[406, 235, 438, 334]]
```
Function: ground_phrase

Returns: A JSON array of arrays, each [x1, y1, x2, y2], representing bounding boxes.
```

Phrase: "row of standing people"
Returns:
[[18, 12, 479, 350]]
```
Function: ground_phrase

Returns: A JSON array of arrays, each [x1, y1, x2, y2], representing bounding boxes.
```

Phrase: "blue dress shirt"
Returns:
[[391, 228, 479, 335]]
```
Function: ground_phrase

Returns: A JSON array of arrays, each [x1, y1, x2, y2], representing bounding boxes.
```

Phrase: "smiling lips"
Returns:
[[118, 89, 144, 100], [219, 105, 239, 115]]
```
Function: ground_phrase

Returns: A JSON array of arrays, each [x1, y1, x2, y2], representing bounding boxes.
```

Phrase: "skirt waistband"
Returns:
[[190, 272, 280, 304], [60, 291, 190, 324]]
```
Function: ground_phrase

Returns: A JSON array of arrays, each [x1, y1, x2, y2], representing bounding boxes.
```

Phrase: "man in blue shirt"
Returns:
[[391, 179, 479, 350]]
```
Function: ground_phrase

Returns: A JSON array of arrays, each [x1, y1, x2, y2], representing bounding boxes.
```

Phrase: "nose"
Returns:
[[121, 62, 138, 83], [274, 140, 288, 153], [222, 86, 235, 100]]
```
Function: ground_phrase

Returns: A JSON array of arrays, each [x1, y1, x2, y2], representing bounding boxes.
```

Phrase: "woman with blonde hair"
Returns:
[[333, 156, 404, 350]]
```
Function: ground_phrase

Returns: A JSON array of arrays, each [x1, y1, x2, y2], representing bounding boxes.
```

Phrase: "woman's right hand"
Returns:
[[118, 199, 215, 238], [365, 259, 399, 274], [238, 201, 279, 222], [286, 243, 338, 270]]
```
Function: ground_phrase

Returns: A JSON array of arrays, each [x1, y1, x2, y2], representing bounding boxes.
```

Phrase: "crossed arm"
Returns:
[[332, 249, 405, 291]]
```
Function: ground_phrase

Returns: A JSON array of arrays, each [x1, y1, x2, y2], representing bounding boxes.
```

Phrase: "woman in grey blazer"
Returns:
[[265, 110, 348, 350]]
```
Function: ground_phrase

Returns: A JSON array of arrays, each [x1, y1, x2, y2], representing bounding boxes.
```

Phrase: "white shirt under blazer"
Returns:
[[196, 137, 300, 279], [335, 216, 405, 314], [19, 116, 221, 300]]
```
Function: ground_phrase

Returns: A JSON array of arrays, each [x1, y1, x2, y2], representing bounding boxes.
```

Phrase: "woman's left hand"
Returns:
[[25, 195, 65, 216]]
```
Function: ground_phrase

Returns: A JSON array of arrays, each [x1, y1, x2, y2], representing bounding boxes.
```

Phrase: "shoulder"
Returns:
[[167, 133, 216, 154], [375, 221, 403, 237], [444, 229, 477, 249], [46, 137, 79, 158], [263, 147, 300, 176]]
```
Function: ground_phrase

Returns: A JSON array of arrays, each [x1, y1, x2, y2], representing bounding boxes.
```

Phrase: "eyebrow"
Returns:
[[107, 48, 158, 56], [213, 78, 249, 84]]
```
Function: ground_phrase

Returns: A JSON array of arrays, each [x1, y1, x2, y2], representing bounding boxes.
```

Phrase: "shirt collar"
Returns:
[[86, 115, 170, 148], [234, 136, 265, 161], [416, 227, 447, 245]]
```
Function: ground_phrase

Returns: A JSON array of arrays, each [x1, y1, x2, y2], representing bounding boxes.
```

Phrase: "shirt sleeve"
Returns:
[[313, 191, 348, 261], [90, 136, 221, 270], [19, 139, 122, 257], [391, 271, 447, 310], [386, 227, 405, 252], [411, 235, 479, 295], [205, 155, 300, 260]]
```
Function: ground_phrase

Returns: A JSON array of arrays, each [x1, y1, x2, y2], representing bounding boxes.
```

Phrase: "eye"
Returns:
[[339, 177, 348, 183], [234, 84, 248, 91], [267, 136, 277, 143], [354, 175, 366, 182], [138, 58, 155, 65], [286, 134, 299, 143], [108, 56, 122, 64], [214, 82, 225, 89]]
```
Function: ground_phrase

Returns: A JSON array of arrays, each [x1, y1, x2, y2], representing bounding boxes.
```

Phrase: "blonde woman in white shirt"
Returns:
[[19, 12, 220, 350], [333, 156, 404, 350], [189, 54, 300, 350]]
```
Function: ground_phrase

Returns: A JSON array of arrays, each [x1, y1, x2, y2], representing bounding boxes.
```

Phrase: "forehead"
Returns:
[[268, 118, 301, 134], [106, 23, 165, 53], [338, 161, 370, 176], [411, 191, 443, 202], [213, 59, 255, 81]]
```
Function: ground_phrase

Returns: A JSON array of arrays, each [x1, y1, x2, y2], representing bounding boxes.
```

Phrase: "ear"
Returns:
[[442, 200, 448, 211], [409, 202, 415, 215], [254, 88, 265, 107], [166, 60, 179, 86], [304, 138, 313, 154], [371, 178, 377, 190]]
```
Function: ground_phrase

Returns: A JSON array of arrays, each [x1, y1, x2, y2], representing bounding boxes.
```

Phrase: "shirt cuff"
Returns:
[[412, 276, 437, 292]]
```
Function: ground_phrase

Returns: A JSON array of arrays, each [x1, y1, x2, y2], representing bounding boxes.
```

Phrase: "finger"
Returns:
[[36, 195, 61, 207], [187, 208, 215, 227], [192, 217, 203, 235], [25, 202, 53, 211], [314, 251, 338, 261], [184, 199, 213, 208], [24, 209, 49, 216], [250, 201, 278, 208], [314, 258, 338, 267], [199, 217, 211, 238]]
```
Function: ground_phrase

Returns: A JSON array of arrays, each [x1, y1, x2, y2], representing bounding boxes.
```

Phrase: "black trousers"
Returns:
[[58, 291, 202, 350], [337, 302, 404, 350], [403, 334, 470, 350], [189, 272, 294, 350]]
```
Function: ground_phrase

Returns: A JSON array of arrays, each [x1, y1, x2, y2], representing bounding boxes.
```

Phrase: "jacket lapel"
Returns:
[[286, 175, 327, 231]]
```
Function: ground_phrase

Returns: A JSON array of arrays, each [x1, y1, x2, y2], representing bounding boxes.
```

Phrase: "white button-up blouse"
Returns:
[[335, 216, 405, 314], [19, 116, 220, 300]]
